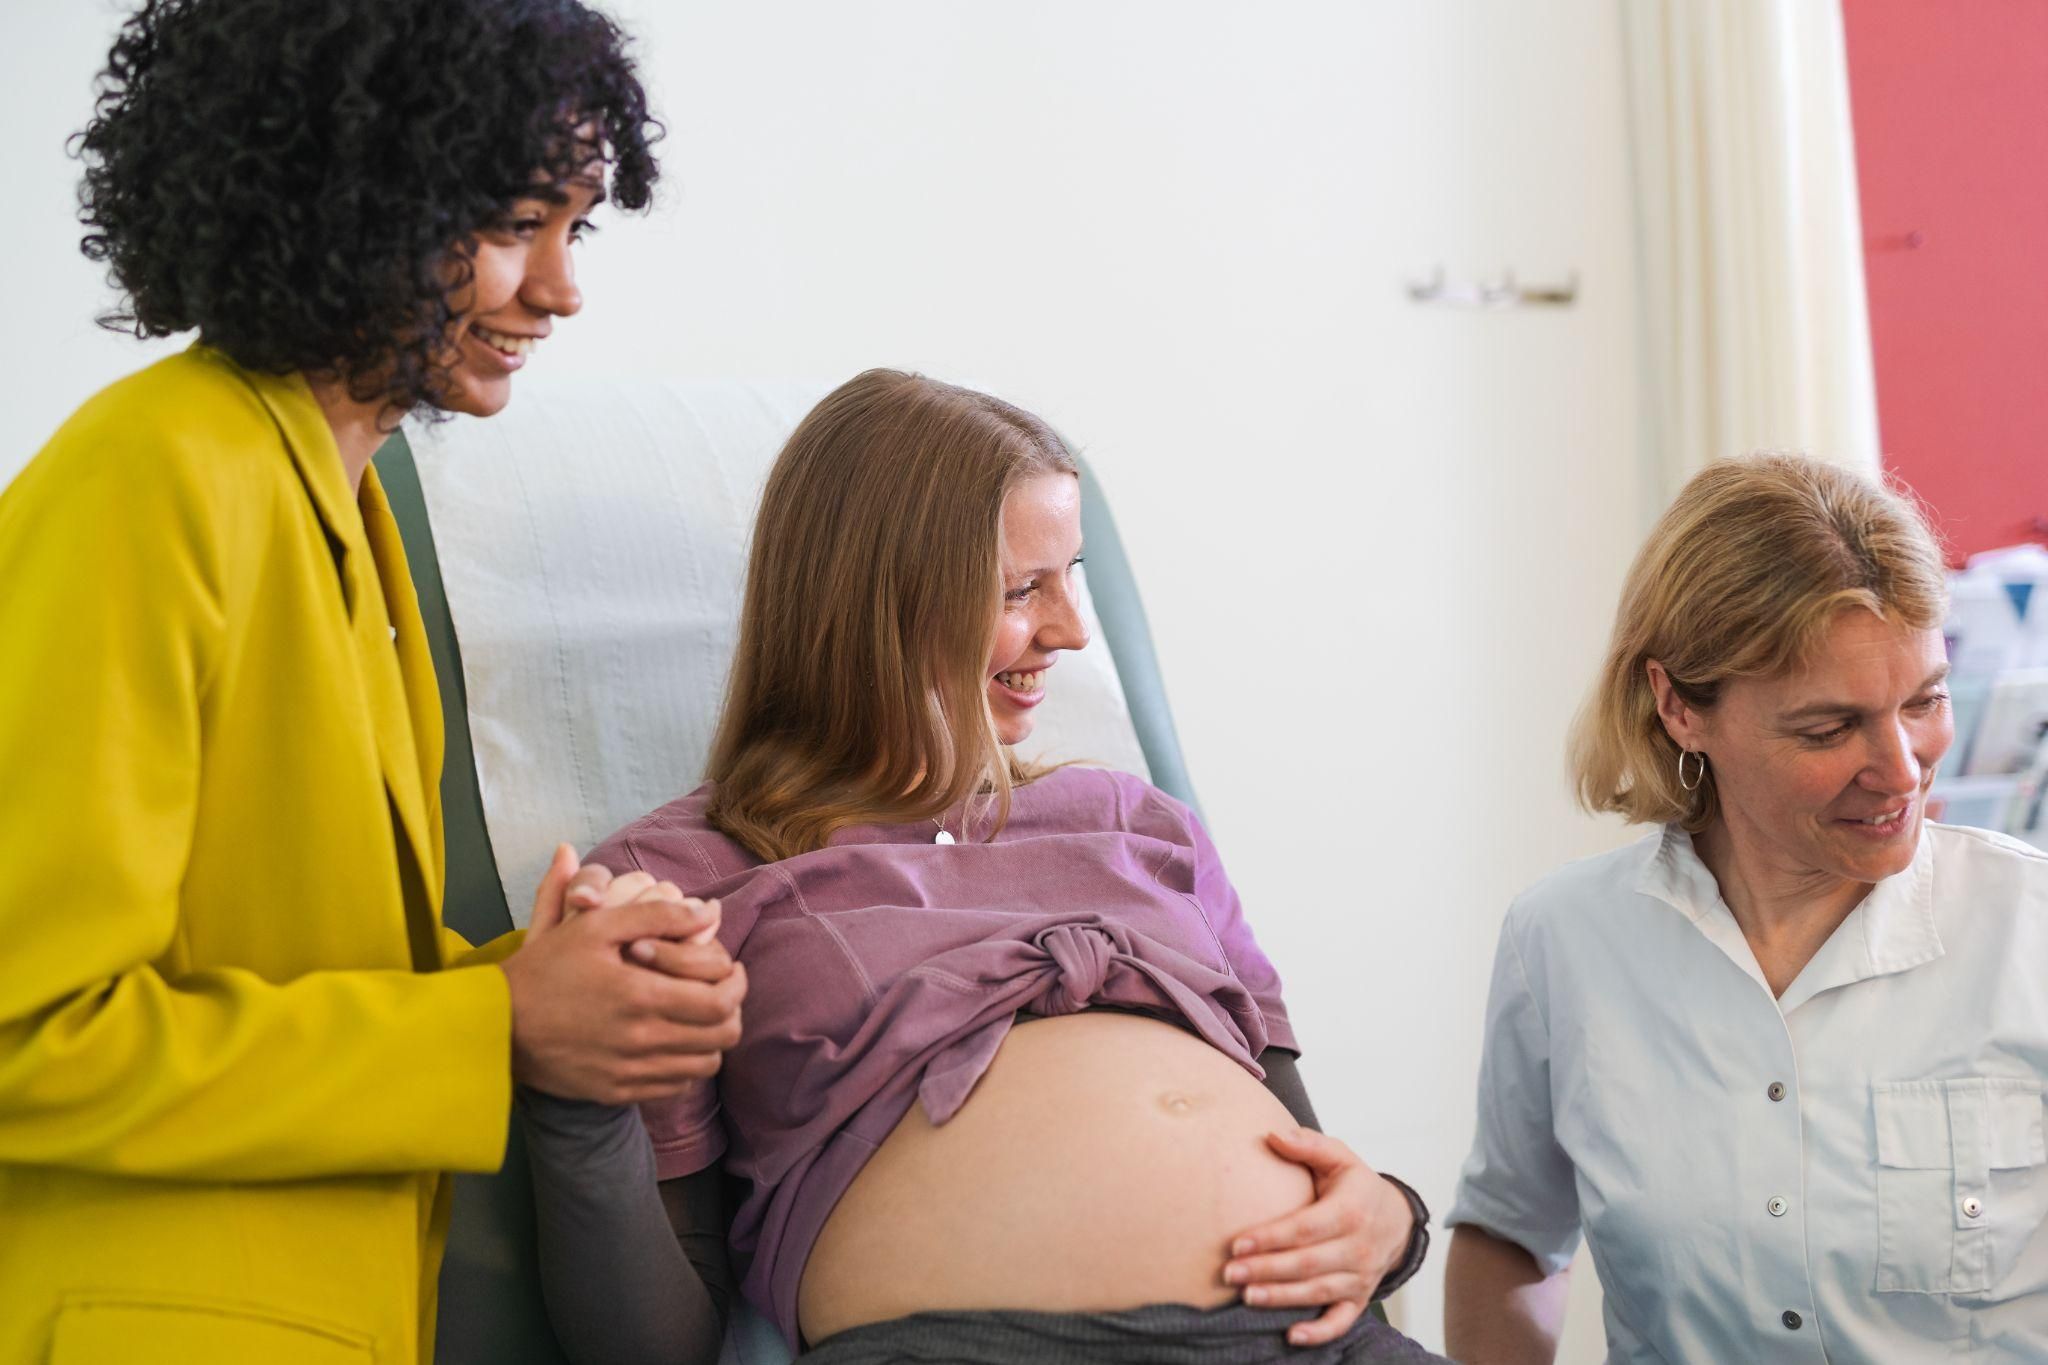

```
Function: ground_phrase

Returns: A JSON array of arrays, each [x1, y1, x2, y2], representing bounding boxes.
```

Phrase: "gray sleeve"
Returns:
[[1260, 1047, 1429, 1301], [1257, 1046, 1320, 1130], [520, 1086, 733, 1365]]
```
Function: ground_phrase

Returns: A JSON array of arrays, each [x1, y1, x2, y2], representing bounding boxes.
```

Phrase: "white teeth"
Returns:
[[996, 670, 1043, 693], [1862, 810, 1901, 825], [474, 325, 536, 357]]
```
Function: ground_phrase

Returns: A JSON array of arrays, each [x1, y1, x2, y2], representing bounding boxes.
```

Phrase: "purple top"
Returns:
[[588, 765, 1296, 1346]]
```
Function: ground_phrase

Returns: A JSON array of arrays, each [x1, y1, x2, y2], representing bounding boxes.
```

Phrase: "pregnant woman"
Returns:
[[524, 370, 1444, 1363]]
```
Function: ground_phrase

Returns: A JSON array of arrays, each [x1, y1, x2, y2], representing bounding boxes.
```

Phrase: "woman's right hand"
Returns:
[[1223, 1128, 1415, 1346], [500, 846, 747, 1105]]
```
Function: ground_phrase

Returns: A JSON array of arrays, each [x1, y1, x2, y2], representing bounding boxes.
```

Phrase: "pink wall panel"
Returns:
[[1844, 0, 2048, 561]]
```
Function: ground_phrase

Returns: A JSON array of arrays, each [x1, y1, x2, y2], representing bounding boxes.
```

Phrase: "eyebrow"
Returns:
[[520, 179, 607, 209], [1005, 548, 1085, 581], [1774, 664, 1952, 725]]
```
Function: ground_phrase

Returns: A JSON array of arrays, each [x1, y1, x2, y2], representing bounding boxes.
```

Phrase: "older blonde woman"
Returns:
[[1443, 455, 2048, 1363]]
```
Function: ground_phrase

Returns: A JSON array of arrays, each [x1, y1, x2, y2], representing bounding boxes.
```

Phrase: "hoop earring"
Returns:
[[1677, 748, 1708, 792]]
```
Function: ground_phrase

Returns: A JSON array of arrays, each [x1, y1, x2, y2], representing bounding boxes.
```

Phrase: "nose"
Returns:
[[1040, 582, 1090, 653], [521, 234, 583, 318], [1862, 719, 1921, 796]]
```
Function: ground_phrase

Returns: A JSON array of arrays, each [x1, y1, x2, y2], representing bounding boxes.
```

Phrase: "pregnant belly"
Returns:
[[796, 1011, 1314, 1344]]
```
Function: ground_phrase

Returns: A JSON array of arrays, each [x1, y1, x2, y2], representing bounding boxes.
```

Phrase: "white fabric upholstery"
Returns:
[[407, 374, 1148, 926]]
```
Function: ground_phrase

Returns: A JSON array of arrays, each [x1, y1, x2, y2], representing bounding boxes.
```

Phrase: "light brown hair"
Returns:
[[1572, 452, 1949, 831], [705, 369, 1079, 861]]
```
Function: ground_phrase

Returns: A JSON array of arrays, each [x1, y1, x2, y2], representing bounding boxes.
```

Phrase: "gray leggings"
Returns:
[[794, 1300, 1453, 1364]]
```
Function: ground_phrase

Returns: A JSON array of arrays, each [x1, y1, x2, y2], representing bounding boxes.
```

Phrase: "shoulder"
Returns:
[[1506, 828, 1666, 938], [3, 351, 308, 608], [14, 349, 293, 532], [54, 348, 279, 472], [1928, 819, 2048, 866], [590, 784, 764, 895], [1020, 765, 1198, 841], [1927, 820, 2048, 903], [1908, 824, 2048, 981]]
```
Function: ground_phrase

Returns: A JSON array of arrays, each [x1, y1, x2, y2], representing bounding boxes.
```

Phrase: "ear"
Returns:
[[1645, 659, 1710, 752]]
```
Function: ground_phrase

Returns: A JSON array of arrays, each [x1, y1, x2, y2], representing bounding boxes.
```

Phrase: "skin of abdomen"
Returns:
[[796, 1012, 1315, 1343]]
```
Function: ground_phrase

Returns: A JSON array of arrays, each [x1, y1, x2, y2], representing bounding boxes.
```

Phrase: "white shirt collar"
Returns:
[[1632, 822, 1944, 1011]]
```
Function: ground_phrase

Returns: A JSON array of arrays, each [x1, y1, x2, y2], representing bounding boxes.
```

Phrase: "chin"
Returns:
[[995, 718, 1035, 746], [1827, 821, 1924, 884], [440, 380, 512, 418]]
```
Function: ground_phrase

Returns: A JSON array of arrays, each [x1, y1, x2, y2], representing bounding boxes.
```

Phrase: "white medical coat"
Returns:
[[1448, 821, 2048, 1362]]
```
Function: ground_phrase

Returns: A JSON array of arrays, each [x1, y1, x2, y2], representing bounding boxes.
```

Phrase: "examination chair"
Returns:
[[371, 376, 1199, 1365]]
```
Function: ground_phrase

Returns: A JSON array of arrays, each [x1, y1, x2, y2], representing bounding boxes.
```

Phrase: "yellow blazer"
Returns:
[[0, 348, 514, 1364]]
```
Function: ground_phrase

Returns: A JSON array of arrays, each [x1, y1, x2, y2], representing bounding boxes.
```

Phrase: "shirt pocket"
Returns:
[[1873, 1077, 2048, 1296]]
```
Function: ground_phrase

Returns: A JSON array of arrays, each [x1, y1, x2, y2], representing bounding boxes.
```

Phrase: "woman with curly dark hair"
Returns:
[[0, 3, 745, 1362]]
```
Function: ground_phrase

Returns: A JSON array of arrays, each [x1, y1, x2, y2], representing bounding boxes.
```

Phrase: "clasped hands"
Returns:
[[499, 844, 746, 1105]]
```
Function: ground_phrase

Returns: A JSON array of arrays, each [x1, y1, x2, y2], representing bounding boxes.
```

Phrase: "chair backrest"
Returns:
[[372, 376, 1198, 1364]]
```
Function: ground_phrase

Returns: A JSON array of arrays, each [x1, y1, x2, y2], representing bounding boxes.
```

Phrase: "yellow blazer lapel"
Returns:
[[224, 352, 373, 614], [230, 354, 447, 940]]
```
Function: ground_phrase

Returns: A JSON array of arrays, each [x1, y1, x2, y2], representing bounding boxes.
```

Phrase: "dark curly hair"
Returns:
[[74, 0, 662, 413]]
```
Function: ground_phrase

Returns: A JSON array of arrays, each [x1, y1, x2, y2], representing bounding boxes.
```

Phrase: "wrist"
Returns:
[[1373, 1173, 1432, 1300], [516, 1082, 638, 1132], [496, 960, 534, 1084]]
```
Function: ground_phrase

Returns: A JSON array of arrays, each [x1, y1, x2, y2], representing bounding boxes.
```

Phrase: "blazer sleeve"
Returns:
[[446, 925, 525, 969], [0, 419, 511, 1182]]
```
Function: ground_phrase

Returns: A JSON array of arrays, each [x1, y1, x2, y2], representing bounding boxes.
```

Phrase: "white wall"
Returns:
[[2, 3, 1647, 1357]]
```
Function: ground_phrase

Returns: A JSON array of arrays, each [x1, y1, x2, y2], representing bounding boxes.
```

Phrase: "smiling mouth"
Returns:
[[472, 323, 539, 358], [994, 670, 1044, 694], [1843, 803, 1910, 831]]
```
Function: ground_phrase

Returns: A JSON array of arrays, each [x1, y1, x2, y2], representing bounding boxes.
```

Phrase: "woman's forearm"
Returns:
[[1443, 1225, 1570, 1365], [520, 1088, 728, 1365]]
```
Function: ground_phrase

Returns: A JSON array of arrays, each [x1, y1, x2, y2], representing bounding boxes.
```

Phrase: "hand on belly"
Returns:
[[797, 1013, 1316, 1343]]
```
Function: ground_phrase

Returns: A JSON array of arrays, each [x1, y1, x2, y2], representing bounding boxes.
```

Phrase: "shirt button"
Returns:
[[1782, 1310, 1803, 1331], [1963, 1197, 1984, 1219], [1767, 1081, 1787, 1102], [1767, 1196, 1788, 1217]]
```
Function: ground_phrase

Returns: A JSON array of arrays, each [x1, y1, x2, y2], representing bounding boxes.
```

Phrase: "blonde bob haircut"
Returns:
[[1572, 452, 1948, 832], [706, 369, 1078, 862]]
